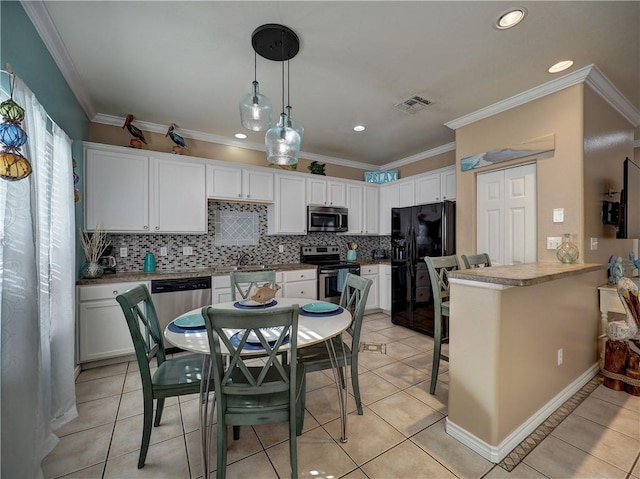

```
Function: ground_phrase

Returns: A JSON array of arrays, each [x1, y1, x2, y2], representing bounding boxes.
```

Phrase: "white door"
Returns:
[[477, 163, 536, 265]]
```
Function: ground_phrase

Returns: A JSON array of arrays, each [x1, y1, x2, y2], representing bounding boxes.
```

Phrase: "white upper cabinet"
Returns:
[[85, 145, 206, 233], [363, 185, 379, 235], [307, 178, 347, 207], [379, 182, 400, 235], [415, 166, 456, 204], [399, 180, 415, 207], [267, 173, 307, 234], [85, 148, 149, 232], [151, 157, 207, 233], [207, 164, 274, 202], [346, 183, 364, 234]]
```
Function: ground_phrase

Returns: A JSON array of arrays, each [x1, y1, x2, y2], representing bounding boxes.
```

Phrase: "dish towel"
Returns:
[[337, 268, 349, 292]]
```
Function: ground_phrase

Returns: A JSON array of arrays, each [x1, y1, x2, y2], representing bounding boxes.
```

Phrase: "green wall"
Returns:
[[1, 1, 90, 277]]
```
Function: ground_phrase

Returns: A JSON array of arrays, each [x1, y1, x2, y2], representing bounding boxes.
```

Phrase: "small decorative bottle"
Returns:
[[556, 233, 579, 264]]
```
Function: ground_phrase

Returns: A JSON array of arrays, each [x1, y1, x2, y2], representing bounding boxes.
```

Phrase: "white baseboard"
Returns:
[[445, 362, 600, 463]]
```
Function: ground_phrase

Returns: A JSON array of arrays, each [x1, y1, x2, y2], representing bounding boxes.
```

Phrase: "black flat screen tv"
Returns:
[[618, 157, 640, 239]]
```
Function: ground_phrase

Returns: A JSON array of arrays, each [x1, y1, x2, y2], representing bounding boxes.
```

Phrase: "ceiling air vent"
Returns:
[[395, 95, 432, 114]]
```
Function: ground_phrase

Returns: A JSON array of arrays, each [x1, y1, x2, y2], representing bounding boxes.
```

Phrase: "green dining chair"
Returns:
[[296, 273, 373, 418], [424, 255, 460, 395], [116, 284, 207, 469], [229, 270, 277, 301], [461, 253, 492, 269], [202, 305, 305, 479]]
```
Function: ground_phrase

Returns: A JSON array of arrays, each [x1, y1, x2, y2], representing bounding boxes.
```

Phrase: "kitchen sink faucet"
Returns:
[[236, 252, 253, 267]]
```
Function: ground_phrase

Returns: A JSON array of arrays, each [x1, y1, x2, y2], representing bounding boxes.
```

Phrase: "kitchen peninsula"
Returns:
[[445, 262, 603, 463]]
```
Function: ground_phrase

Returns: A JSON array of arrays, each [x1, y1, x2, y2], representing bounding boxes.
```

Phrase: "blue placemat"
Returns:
[[168, 322, 206, 333], [299, 306, 344, 317], [233, 299, 278, 309], [229, 330, 290, 350]]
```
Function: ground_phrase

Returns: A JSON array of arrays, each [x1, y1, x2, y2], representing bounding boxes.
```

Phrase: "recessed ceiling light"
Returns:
[[495, 7, 527, 29], [234, 133, 247, 139], [548, 60, 574, 73], [353, 125, 366, 132]]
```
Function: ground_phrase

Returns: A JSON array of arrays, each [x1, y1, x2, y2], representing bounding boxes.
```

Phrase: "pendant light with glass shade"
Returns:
[[248, 24, 302, 165], [285, 60, 304, 144], [239, 52, 273, 131]]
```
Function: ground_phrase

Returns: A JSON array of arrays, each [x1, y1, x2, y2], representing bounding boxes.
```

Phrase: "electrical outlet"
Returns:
[[557, 348, 563, 366], [590, 237, 598, 250], [120, 247, 128, 258], [160, 246, 168, 256], [547, 237, 562, 249], [182, 246, 193, 256], [279, 245, 284, 253]]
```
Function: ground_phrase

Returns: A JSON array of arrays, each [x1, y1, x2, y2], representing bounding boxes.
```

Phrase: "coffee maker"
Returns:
[[98, 245, 117, 274]]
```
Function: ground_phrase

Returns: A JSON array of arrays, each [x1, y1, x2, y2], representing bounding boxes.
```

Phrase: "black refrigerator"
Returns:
[[391, 201, 456, 336]]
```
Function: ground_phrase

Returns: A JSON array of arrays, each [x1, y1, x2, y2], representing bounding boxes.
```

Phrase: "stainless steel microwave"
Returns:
[[307, 205, 348, 233]]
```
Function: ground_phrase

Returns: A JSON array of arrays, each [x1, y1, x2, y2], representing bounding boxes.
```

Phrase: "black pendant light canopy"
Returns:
[[252, 24, 300, 62], [250, 24, 303, 166]]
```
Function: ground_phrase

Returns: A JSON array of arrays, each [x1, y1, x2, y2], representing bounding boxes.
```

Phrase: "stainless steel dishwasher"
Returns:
[[151, 277, 212, 344]]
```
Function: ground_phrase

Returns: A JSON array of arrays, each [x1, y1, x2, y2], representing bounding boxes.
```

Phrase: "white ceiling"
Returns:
[[31, 1, 640, 168]]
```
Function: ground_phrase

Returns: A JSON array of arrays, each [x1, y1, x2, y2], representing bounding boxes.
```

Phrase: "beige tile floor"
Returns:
[[43, 312, 640, 479]]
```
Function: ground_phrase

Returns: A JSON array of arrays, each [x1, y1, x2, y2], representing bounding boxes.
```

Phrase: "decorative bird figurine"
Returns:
[[166, 123, 187, 154], [611, 277, 640, 342], [122, 114, 147, 148]]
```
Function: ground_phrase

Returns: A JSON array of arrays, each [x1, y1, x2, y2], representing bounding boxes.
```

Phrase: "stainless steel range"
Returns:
[[300, 245, 360, 304]]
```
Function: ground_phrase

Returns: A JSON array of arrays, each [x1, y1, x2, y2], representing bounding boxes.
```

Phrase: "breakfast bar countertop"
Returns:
[[447, 261, 603, 287]]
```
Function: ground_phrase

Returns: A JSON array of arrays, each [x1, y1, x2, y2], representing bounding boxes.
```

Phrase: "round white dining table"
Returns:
[[164, 297, 352, 478]]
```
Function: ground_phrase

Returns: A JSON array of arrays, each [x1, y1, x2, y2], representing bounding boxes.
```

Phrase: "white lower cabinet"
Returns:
[[282, 269, 317, 299], [379, 264, 391, 312], [360, 265, 379, 310], [77, 282, 148, 362], [213, 272, 285, 302]]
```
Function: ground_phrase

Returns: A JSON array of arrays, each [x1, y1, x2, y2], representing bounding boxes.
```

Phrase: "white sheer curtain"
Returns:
[[0, 76, 77, 478]]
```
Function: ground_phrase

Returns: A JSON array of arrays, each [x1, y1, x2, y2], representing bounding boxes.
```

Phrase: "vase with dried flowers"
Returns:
[[80, 225, 110, 278]]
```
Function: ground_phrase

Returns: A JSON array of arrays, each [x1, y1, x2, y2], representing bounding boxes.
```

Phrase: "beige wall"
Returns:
[[90, 122, 367, 181], [583, 86, 636, 263], [397, 149, 456, 179], [449, 269, 601, 446], [455, 85, 586, 262]]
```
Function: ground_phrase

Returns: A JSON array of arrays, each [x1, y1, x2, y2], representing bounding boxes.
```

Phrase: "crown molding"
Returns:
[[21, 0, 95, 119], [445, 65, 594, 130], [584, 65, 640, 127], [381, 142, 456, 170], [446, 64, 640, 130], [91, 113, 375, 171]]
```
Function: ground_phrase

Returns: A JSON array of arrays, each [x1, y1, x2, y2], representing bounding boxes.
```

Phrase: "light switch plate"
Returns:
[[119, 247, 128, 258], [182, 246, 193, 256], [160, 246, 168, 256], [590, 237, 598, 250], [553, 208, 564, 223]]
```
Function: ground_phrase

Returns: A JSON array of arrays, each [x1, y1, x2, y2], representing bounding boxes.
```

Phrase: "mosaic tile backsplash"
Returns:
[[107, 201, 390, 272]]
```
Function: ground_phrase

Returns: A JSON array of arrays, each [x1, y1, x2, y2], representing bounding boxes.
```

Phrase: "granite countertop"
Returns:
[[76, 263, 316, 285], [447, 262, 604, 287]]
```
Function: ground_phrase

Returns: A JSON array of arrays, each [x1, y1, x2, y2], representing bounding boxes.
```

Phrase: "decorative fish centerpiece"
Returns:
[[122, 114, 147, 148], [166, 123, 187, 154], [250, 283, 281, 304]]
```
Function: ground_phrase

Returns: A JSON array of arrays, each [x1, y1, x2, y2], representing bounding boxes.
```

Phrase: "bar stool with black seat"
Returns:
[[116, 284, 207, 468], [461, 253, 492, 269], [424, 255, 460, 395], [202, 305, 305, 479]]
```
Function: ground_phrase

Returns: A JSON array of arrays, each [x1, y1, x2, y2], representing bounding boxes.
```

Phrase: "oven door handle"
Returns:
[[320, 269, 339, 275]]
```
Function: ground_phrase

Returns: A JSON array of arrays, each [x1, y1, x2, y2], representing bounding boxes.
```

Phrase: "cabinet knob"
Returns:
[[113, 290, 118, 295], [144, 225, 149, 230], [246, 194, 250, 198], [155, 226, 159, 230], [238, 193, 242, 198], [300, 290, 304, 294]]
